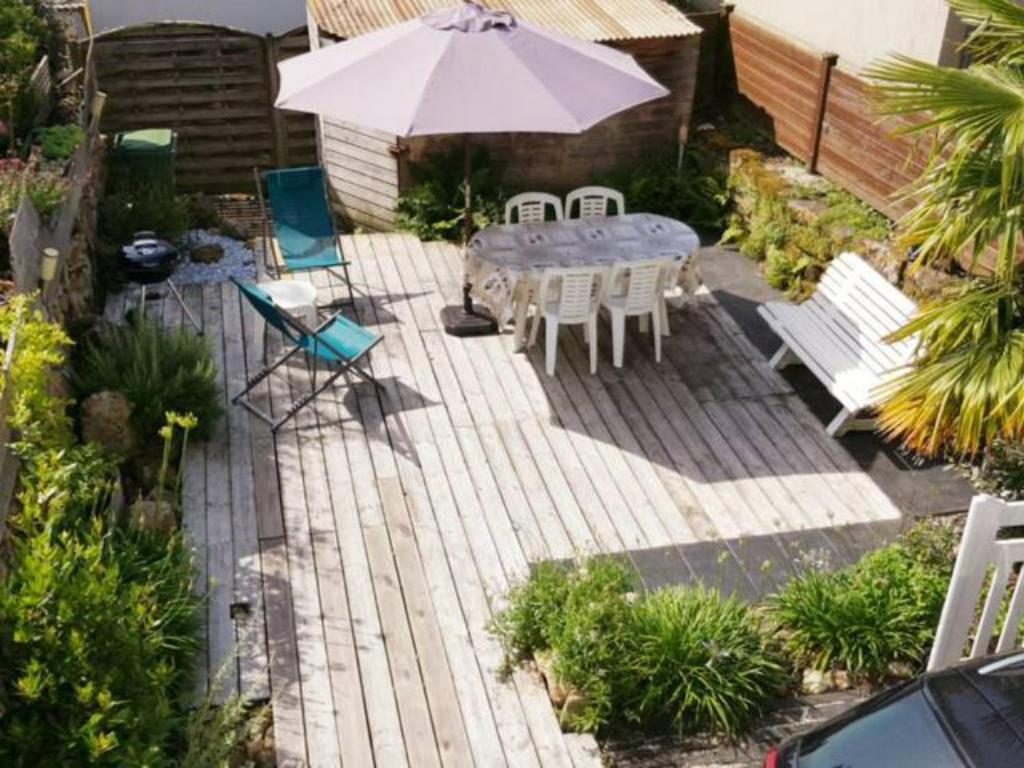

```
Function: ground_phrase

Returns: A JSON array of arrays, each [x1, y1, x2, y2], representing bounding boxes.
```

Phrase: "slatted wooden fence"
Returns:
[[93, 24, 316, 193], [729, 12, 929, 219]]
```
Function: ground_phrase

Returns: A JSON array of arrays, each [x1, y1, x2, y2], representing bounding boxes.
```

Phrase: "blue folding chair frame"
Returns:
[[231, 278, 382, 432], [254, 165, 355, 306]]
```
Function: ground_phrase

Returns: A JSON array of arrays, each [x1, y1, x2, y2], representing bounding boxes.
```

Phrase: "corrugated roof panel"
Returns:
[[309, 0, 701, 42]]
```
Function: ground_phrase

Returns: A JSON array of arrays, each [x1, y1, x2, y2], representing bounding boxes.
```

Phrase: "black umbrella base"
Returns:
[[441, 304, 498, 337]]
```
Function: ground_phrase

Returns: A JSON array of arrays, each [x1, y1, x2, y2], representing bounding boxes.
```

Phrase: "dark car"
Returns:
[[764, 652, 1024, 767]]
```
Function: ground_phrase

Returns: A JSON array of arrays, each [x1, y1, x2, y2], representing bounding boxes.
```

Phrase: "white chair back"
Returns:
[[566, 186, 625, 219], [929, 495, 1024, 671], [537, 267, 602, 325], [505, 192, 564, 225], [613, 259, 666, 314]]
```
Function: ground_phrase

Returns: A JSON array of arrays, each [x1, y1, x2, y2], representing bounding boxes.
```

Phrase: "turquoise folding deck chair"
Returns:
[[255, 165, 355, 305], [231, 278, 381, 432]]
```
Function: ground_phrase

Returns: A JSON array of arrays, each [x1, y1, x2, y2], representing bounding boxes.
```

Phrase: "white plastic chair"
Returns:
[[565, 186, 626, 219], [601, 259, 669, 368], [505, 192, 564, 224], [528, 266, 604, 376]]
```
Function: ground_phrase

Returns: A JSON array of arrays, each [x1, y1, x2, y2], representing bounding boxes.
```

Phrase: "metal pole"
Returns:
[[462, 134, 474, 313]]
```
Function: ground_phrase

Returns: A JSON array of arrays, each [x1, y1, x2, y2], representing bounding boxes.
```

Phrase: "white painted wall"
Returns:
[[728, 0, 964, 72], [88, 0, 306, 37]]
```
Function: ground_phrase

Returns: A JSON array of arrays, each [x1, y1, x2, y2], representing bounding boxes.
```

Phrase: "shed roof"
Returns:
[[309, 0, 701, 42]]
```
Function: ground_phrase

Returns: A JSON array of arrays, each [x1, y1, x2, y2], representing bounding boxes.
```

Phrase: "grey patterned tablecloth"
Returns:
[[467, 213, 702, 323]]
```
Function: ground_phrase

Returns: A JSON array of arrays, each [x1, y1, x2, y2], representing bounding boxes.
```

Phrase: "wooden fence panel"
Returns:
[[730, 13, 821, 163], [94, 24, 316, 193], [817, 69, 929, 220], [728, 12, 932, 220]]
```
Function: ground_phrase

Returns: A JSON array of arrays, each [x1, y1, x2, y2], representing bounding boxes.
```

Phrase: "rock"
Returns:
[[832, 669, 853, 691], [861, 239, 904, 285], [190, 243, 225, 264], [888, 661, 916, 680], [535, 650, 569, 708], [560, 690, 591, 728], [129, 499, 177, 535], [81, 390, 137, 455], [801, 668, 831, 695]]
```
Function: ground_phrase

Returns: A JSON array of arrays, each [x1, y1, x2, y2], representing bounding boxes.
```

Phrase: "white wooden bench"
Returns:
[[757, 252, 919, 437]]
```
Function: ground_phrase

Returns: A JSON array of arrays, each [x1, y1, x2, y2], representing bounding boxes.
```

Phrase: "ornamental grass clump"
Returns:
[[770, 522, 956, 682], [622, 587, 785, 738], [74, 315, 222, 442], [492, 558, 783, 739]]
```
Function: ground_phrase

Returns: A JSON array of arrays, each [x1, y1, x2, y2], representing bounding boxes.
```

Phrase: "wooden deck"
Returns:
[[108, 233, 902, 767]]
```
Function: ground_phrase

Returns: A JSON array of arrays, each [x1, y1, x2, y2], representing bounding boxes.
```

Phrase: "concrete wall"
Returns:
[[727, 0, 966, 72]]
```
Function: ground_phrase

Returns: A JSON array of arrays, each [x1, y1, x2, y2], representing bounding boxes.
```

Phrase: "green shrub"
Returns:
[[0, 299, 202, 766], [74, 316, 223, 442], [0, 445, 200, 766], [493, 558, 783, 738], [623, 587, 784, 738], [975, 440, 1024, 500], [598, 136, 730, 230], [770, 523, 955, 681], [492, 558, 637, 731], [0, 294, 72, 451], [36, 123, 84, 161], [0, 157, 68, 227], [0, 0, 46, 150], [725, 151, 891, 298], [395, 144, 504, 241], [98, 187, 191, 246]]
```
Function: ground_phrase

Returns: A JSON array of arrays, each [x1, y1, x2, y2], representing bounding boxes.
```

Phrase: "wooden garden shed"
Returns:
[[307, 0, 703, 230]]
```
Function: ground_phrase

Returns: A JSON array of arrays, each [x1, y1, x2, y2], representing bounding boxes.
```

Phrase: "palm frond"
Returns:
[[948, 0, 1024, 64]]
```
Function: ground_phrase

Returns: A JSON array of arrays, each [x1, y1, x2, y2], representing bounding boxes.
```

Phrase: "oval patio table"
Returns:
[[467, 212, 702, 349]]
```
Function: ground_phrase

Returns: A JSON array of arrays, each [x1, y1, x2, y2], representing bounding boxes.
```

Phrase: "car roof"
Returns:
[[926, 653, 1024, 766]]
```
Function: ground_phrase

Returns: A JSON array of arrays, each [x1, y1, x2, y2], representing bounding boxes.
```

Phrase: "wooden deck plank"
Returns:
[[551, 328, 697, 547], [259, 537, 309, 767], [265, 327, 343, 768], [555, 330, 704, 544], [198, 284, 239, 703], [219, 282, 270, 701], [309, 360, 410, 765], [351, 235, 531, 767], [418, 238, 599, 768], [165, 287, 210, 700]]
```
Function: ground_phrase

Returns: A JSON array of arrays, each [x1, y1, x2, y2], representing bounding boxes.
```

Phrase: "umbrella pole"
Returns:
[[462, 134, 474, 312], [441, 133, 498, 337]]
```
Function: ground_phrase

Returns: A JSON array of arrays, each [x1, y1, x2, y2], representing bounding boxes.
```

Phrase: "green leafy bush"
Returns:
[[98, 187, 191, 246], [0, 445, 200, 765], [974, 439, 1024, 500], [36, 123, 84, 161], [0, 299, 202, 766], [0, 294, 72, 451], [599, 137, 730, 230], [0, 157, 68, 225], [725, 151, 891, 298], [74, 316, 223, 442], [770, 522, 955, 681], [492, 558, 783, 738], [623, 587, 784, 738], [0, 0, 46, 150], [395, 144, 504, 241]]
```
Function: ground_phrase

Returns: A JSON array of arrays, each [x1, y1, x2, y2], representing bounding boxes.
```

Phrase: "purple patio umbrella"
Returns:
[[276, 1, 669, 335]]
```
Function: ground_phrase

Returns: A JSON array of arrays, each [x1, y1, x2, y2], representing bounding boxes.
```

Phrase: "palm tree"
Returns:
[[864, 0, 1024, 458]]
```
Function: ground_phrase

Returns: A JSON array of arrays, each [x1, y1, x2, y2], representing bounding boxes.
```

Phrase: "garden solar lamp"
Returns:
[[276, 0, 667, 336]]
